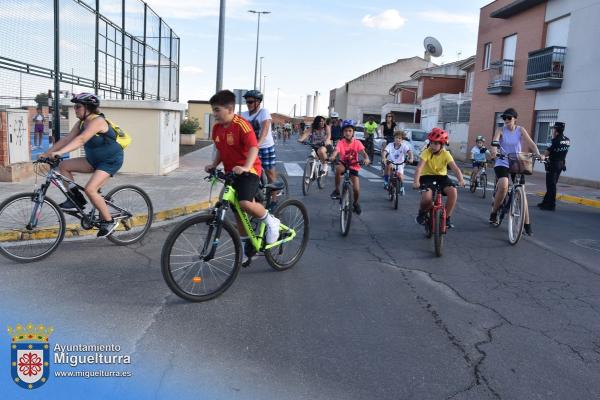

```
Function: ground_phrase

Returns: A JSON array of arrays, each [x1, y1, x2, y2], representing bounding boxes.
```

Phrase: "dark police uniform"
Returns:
[[540, 124, 570, 209]]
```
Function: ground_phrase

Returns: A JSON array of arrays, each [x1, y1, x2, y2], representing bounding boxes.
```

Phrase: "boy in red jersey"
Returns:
[[204, 90, 280, 244]]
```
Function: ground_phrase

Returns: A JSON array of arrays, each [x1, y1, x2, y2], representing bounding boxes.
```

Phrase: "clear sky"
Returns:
[[144, 0, 492, 116]]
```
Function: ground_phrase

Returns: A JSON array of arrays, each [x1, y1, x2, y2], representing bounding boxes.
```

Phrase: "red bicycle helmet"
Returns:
[[427, 127, 449, 144]]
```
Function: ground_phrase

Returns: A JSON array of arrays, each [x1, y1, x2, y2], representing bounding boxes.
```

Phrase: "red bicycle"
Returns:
[[418, 180, 448, 257]]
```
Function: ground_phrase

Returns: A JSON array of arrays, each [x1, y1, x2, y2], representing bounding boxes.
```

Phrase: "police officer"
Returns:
[[538, 121, 570, 211]]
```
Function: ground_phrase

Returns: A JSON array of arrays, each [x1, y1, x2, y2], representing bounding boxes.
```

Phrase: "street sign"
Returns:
[[233, 89, 248, 113]]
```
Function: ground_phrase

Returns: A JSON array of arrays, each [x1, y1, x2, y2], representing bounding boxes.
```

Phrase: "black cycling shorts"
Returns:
[[420, 175, 454, 193], [494, 166, 524, 183], [232, 172, 260, 202]]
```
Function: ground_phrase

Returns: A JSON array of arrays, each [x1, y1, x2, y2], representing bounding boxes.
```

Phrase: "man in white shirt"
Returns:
[[241, 90, 279, 193]]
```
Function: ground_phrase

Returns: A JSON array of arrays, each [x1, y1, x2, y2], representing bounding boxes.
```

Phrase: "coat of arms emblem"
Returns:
[[8, 323, 53, 390]]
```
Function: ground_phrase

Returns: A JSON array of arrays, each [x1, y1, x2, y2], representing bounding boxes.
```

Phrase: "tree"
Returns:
[[34, 92, 49, 108], [180, 117, 201, 135]]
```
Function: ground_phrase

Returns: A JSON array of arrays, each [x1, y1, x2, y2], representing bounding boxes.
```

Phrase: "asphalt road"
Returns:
[[2, 140, 600, 399]]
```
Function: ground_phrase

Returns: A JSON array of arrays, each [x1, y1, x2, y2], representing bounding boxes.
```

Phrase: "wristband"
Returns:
[[491, 141, 500, 148]]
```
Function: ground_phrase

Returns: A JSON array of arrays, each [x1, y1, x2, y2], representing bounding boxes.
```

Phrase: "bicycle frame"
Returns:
[[429, 186, 447, 234], [202, 175, 296, 261], [29, 161, 131, 230]]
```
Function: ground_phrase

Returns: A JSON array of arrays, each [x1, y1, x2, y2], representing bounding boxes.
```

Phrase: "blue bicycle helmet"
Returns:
[[243, 90, 263, 101], [341, 119, 356, 130]]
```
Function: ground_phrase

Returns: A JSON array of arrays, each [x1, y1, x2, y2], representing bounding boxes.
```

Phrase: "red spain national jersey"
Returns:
[[212, 115, 262, 176]]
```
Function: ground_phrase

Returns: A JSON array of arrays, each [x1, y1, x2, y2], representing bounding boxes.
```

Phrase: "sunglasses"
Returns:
[[386, 115, 393, 118], [74, 104, 83, 109], [502, 116, 513, 121], [245, 100, 256, 105]]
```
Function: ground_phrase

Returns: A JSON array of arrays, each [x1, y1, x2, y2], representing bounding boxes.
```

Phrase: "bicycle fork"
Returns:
[[26, 183, 51, 230], [202, 203, 227, 262]]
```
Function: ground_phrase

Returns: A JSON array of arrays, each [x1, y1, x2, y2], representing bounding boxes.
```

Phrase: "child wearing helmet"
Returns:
[[328, 120, 371, 215], [470, 135, 491, 183], [413, 128, 465, 228]]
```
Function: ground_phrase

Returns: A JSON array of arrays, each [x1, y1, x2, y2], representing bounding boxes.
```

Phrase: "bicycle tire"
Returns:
[[387, 181, 394, 201], [433, 208, 444, 257], [480, 174, 487, 199], [265, 199, 310, 271], [508, 185, 526, 245], [277, 173, 290, 200], [161, 214, 242, 302], [0, 193, 65, 263], [316, 162, 325, 190], [469, 172, 477, 193], [302, 158, 313, 196], [105, 185, 154, 245], [340, 183, 353, 236], [393, 182, 400, 210], [424, 214, 432, 239]]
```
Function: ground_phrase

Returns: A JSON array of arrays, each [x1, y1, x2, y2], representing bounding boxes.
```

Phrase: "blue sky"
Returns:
[[145, 0, 492, 116]]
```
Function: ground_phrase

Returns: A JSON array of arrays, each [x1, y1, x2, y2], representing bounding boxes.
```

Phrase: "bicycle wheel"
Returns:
[[0, 193, 65, 262], [161, 214, 242, 302], [265, 199, 309, 271], [480, 174, 488, 199], [277, 173, 290, 200], [424, 214, 432, 239], [302, 158, 313, 196], [340, 183, 353, 236], [387, 181, 394, 201], [393, 182, 400, 210], [507, 186, 526, 245], [433, 208, 444, 257], [469, 173, 477, 193], [316, 162, 325, 190], [105, 185, 154, 245]]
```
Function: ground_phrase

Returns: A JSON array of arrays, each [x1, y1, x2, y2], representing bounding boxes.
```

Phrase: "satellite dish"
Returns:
[[423, 37, 443, 60]]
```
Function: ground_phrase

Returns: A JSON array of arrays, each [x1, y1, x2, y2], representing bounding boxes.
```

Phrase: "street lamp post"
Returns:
[[216, 0, 226, 91], [276, 88, 280, 113], [259, 56, 264, 92], [263, 75, 267, 104], [248, 10, 270, 90]]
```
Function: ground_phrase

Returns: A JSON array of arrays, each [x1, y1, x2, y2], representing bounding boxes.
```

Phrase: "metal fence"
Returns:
[[0, 0, 180, 110]]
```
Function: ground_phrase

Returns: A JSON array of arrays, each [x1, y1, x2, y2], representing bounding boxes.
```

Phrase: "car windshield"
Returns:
[[411, 130, 427, 142], [355, 127, 364, 133]]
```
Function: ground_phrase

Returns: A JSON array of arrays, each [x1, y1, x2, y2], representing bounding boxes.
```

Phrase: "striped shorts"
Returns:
[[258, 146, 277, 170]]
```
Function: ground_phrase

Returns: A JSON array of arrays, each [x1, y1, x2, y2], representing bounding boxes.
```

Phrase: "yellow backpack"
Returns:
[[79, 116, 132, 150]]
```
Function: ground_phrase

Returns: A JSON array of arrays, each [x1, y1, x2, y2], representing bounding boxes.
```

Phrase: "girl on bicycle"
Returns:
[[489, 108, 541, 235], [413, 128, 464, 228], [39, 93, 123, 237], [382, 130, 413, 189], [298, 115, 332, 176], [328, 120, 370, 214]]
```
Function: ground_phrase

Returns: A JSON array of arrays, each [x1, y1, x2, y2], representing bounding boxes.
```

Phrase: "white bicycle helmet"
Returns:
[[330, 111, 339, 118]]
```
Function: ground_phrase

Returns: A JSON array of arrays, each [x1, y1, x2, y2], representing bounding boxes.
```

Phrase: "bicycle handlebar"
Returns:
[[34, 156, 65, 168]]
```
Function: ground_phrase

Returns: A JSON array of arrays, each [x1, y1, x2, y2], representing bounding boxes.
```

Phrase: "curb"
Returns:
[[535, 192, 600, 209], [0, 197, 218, 241]]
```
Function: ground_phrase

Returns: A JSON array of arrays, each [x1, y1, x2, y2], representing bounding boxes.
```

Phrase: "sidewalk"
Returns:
[[455, 161, 600, 208], [0, 145, 220, 233]]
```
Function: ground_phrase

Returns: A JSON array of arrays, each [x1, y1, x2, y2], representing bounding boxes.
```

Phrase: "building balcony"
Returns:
[[525, 46, 566, 90], [487, 60, 514, 94]]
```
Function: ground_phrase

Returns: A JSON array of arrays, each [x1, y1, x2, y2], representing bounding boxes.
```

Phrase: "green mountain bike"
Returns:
[[161, 169, 309, 302]]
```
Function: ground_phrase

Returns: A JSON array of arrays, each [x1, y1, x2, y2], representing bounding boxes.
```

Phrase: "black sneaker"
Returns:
[[415, 211, 426, 225], [97, 219, 118, 237], [446, 216, 454, 229], [524, 223, 533, 236], [353, 202, 362, 215], [330, 189, 340, 199], [489, 212, 499, 225], [538, 203, 555, 211], [59, 199, 79, 211]]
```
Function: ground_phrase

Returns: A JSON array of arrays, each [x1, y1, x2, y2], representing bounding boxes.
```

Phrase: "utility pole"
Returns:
[[216, 0, 226, 91], [276, 88, 280, 113], [263, 76, 267, 102], [259, 56, 264, 92], [249, 10, 270, 90]]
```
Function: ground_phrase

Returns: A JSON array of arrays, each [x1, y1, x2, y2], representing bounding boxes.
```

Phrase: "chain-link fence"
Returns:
[[0, 0, 180, 109]]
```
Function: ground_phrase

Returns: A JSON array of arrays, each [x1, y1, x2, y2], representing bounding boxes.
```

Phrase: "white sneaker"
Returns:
[[322, 163, 329, 176], [265, 216, 281, 244]]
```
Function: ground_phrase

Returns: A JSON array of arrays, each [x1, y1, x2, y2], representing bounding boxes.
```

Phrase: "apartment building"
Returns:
[[470, 0, 600, 184]]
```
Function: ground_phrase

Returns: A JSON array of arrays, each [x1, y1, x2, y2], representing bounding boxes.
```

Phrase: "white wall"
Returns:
[[331, 57, 432, 121], [535, 0, 600, 182]]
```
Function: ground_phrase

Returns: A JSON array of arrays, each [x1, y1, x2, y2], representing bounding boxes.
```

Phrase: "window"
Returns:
[[546, 15, 570, 47], [503, 34, 517, 61], [465, 70, 474, 93], [483, 43, 492, 69], [533, 110, 558, 150], [494, 112, 504, 134]]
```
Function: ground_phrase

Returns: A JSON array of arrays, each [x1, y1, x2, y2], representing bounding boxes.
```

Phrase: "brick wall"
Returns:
[[469, 0, 546, 144], [400, 89, 416, 104], [421, 77, 466, 101]]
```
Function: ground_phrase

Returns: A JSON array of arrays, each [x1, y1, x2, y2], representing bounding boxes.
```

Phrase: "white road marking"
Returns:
[[284, 163, 305, 177], [358, 169, 380, 179]]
